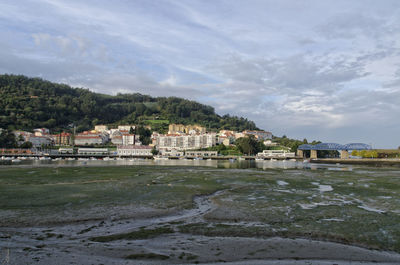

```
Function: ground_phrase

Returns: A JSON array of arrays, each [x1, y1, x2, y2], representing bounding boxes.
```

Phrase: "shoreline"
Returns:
[[311, 158, 400, 166]]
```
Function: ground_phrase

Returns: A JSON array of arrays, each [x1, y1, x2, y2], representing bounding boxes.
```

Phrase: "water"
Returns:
[[2, 157, 356, 171]]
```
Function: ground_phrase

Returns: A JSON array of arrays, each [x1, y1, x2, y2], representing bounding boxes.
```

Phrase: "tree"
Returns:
[[0, 130, 17, 148], [20, 141, 33, 148], [351, 150, 359, 156], [137, 126, 151, 145], [235, 135, 262, 155], [151, 146, 159, 155]]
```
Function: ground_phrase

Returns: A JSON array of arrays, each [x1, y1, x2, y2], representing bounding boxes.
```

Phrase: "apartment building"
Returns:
[[156, 133, 216, 150]]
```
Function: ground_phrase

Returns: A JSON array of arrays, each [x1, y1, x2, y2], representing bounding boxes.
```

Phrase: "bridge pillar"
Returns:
[[297, 150, 304, 157], [310, 150, 317, 159], [340, 150, 349, 159]]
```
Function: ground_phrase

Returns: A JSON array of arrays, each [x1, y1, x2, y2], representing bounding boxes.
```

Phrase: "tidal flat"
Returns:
[[0, 163, 400, 264]]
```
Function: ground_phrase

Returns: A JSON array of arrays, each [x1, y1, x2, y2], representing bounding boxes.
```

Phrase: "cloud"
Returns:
[[1, 0, 400, 147]]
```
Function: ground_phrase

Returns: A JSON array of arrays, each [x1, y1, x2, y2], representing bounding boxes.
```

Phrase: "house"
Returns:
[[117, 145, 152, 156]]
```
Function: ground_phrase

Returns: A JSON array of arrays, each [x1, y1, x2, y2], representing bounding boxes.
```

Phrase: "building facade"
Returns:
[[52, 132, 71, 146], [74, 131, 107, 146], [94, 125, 108, 132], [168, 124, 206, 134], [156, 133, 216, 151], [28, 135, 53, 147], [117, 145, 152, 156]]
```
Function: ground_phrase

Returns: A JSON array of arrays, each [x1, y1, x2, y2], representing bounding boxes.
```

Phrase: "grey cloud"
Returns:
[[210, 53, 368, 95], [316, 12, 388, 40]]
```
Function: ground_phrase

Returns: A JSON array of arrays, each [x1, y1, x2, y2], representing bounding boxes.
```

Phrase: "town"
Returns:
[[1, 124, 296, 161]]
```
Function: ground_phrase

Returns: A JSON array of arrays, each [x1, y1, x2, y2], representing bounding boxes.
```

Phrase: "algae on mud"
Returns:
[[0, 164, 400, 253]]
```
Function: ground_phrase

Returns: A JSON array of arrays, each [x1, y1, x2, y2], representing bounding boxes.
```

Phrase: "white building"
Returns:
[[122, 134, 135, 145], [257, 150, 295, 158], [156, 133, 216, 151], [117, 145, 152, 156], [78, 148, 109, 155], [185, 151, 218, 157], [159, 149, 184, 157]]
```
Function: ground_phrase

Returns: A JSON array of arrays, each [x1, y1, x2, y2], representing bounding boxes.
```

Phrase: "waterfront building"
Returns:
[[257, 150, 295, 158], [184, 151, 218, 157], [77, 148, 109, 155], [117, 145, 152, 156]]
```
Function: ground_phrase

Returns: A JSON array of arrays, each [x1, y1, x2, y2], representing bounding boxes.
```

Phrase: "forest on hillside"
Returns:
[[0, 75, 258, 133]]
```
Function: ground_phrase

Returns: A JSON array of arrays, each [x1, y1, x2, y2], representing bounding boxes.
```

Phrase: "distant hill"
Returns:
[[0, 74, 259, 133]]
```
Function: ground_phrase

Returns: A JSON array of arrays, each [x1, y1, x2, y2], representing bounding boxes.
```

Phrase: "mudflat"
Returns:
[[1, 163, 399, 264]]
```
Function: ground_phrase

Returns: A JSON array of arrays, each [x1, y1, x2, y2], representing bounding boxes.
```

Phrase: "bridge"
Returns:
[[297, 143, 372, 159]]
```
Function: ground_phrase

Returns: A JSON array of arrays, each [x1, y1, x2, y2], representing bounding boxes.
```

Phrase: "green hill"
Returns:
[[0, 74, 259, 133]]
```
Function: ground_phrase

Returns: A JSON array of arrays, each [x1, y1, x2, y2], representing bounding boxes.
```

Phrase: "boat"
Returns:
[[255, 157, 264, 162], [39, 156, 51, 160], [11, 159, 21, 163]]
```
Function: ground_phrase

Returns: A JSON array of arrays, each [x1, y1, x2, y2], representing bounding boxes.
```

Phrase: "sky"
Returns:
[[1, 0, 400, 148]]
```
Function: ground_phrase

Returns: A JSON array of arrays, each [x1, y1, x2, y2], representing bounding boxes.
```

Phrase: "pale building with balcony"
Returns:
[[156, 133, 216, 151]]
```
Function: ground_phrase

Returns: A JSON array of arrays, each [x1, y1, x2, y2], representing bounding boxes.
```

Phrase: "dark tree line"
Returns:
[[0, 74, 259, 133]]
